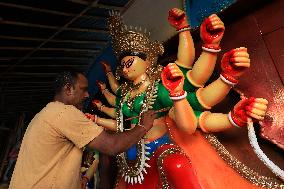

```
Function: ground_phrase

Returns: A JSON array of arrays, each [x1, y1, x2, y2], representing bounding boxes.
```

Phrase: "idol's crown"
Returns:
[[107, 11, 164, 62]]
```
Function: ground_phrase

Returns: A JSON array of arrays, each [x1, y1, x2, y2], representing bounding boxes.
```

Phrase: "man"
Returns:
[[9, 70, 156, 189]]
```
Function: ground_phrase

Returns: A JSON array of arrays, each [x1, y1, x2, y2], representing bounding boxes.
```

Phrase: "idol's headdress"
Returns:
[[107, 11, 164, 65]]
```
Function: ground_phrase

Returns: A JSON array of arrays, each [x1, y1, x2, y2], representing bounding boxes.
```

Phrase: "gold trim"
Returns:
[[157, 145, 183, 189], [205, 133, 284, 189]]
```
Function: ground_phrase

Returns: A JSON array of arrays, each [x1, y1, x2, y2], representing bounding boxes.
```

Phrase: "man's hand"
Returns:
[[140, 110, 157, 131]]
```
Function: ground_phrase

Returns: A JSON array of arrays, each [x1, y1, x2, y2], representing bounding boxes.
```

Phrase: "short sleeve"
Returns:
[[53, 105, 104, 149]]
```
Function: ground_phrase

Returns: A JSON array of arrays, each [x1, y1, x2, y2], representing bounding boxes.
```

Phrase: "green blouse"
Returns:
[[115, 83, 203, 124]]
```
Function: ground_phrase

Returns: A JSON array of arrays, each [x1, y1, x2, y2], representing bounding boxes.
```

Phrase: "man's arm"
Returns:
[[87, 110, 156, 155]]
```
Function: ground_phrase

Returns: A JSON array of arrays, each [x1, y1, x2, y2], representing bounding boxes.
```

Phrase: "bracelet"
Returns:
[[177, 27, 191, 33], [202, 46, 221, 53], [220, 74, 238, 87], [169, 91, 187, 101], [99, 105, 105, 112], [169, 90, 185, 97], [176, 25, 190, 31], [228, 111, 246, 128]]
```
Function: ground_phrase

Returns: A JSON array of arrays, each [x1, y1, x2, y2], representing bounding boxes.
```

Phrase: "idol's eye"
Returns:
[[125, 57, 134, 68], [121, 57, 134, 68]]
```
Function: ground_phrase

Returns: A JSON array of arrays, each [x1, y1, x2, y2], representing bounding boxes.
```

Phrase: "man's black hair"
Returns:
[[53, 69, 85, 95]]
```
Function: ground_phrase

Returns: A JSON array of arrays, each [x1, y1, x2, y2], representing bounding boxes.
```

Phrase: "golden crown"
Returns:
[[107, 12, 164, 64]]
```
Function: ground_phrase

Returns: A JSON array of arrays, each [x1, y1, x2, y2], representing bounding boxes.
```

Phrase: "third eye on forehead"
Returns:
[[121, 57, 135, 68]]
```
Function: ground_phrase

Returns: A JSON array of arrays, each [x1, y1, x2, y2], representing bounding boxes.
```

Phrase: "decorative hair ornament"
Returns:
[[107, 11, 164, 66]]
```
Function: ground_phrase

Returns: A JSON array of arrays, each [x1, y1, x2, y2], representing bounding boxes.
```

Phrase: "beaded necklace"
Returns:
[[116, 79, 159, 184]]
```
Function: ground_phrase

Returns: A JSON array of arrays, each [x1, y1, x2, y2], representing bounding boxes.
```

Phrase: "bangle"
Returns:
[[202, 44, 221, 53], [99, 105, 105, 112], [220, 74, 238, 87], [228, 111, 246, 128], [176, 25, 190, 31], [169, 91, 187, 101], [177, 27, 191, 33], [169, 90, 185, 97]]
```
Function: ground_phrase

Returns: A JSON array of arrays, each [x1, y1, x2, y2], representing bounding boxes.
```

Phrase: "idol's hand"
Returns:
[[85, 113, 98, 123], [200, 14, 225, 48], [229, 97, 268, 127], [92, 100, 102, 110], [161, 63, 185, 96], [96, 80, 106, 91], [221, 47, 250, 84], [168, 8, 189, 30], [100, 60, 112, 74], [81, 176, 88, 189]]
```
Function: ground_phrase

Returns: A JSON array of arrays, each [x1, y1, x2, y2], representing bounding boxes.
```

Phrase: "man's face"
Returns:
[[69, 74, 89, 110]]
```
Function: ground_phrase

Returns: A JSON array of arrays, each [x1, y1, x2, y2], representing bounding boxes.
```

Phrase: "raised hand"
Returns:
[[220, 47, 250, 85], [200, 14, 225, 49], [92, 100, 103, 110], [229, 97, 268, 127], [168, 8, 189, 31], [161, 63, 185, 97], [101, 60, 112, 74], [96, 80, 106, 91]]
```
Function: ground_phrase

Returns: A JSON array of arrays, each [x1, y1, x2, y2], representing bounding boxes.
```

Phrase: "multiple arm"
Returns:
[[92, 100, 116, 119], [188, 14, 225, 87], [96, 80, 116, 107], [166, 9, 268, 135], [161, 63, 197, 134], [101, 61, 120, 94], [168, 8, 195, 68], [197, 47, 250, 108]]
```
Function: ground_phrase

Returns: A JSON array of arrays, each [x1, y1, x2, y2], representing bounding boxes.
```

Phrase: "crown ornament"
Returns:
[[107, 11, 164, 65]]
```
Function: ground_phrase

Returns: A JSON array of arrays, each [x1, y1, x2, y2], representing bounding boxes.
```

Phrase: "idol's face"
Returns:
[[120, 56, 149, 81]]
